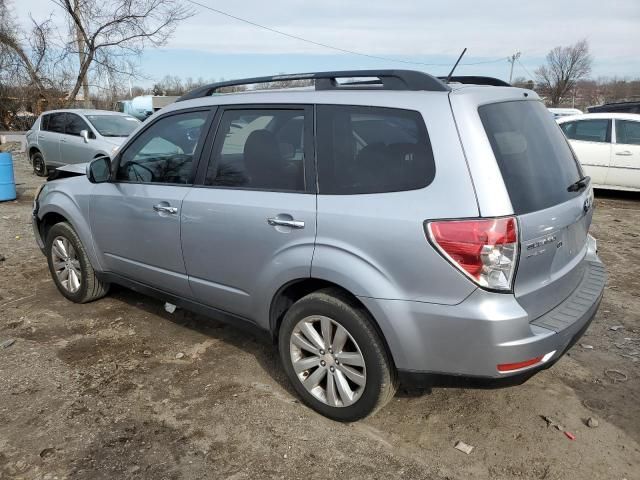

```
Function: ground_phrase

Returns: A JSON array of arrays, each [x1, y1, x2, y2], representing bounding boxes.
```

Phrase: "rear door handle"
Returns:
[[616, 151, 632, 156], [267, 217, 305, 229], [153, 204, 178, 214]]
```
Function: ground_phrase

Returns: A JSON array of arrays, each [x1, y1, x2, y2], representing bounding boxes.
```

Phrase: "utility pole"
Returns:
[[507, 51, 521, 84]]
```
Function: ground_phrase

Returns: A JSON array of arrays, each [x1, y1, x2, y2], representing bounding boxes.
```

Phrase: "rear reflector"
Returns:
[[497, 356, 543, 372], [426, 217, 518, 291]]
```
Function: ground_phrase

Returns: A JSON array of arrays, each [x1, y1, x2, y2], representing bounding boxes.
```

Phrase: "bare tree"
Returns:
[[535, 40, 592, 106], [0, 1, 50, 92], [56, 0, 192, 106]]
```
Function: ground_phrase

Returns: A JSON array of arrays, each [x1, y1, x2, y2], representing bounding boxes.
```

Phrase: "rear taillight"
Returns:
[[426, 217, 518, 291]]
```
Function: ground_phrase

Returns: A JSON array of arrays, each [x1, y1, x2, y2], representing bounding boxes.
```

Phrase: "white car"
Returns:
[[549, 107, 583, 119], [557, 113, 640, 191]]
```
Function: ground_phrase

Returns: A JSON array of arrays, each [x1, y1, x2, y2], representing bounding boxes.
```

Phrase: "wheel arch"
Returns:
[[269, 278, 397, 370], [37, 199, 103, 272], [29, 146, 42, 158]]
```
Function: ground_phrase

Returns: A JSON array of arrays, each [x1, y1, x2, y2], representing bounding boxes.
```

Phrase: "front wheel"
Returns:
[[45, 222, 109, 303], [279, 288, 397, 421]]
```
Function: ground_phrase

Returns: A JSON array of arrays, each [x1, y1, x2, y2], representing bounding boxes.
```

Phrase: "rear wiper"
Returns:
[[567, 176, 590, 192]]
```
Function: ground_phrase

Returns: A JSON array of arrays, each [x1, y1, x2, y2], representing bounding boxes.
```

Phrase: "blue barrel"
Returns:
[[0, 152, 17, 202]]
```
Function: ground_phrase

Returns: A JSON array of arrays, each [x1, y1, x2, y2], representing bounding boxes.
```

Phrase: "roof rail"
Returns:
[[176, 69, 450, 102], [438, 76, 511, 87]]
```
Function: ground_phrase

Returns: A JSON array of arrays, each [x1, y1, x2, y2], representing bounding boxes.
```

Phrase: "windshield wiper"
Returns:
[[567, 175, 590, 192]]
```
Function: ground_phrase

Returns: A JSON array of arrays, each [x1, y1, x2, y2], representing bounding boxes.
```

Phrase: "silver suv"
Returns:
[[26, 109, 141, 176], [32, 70, 606, 421]]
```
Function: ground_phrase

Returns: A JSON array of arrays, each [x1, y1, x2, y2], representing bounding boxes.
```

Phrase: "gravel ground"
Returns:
[[1, 150, 639, 480]]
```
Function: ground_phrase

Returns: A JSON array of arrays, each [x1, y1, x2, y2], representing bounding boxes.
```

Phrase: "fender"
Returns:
[[37, 181, 103, 272]]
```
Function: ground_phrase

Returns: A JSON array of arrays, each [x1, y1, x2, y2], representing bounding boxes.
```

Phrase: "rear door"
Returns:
[[60, 113, 94, 164], [559, 118, 612, 185], [181, 105, 316, 323], [479, 100, 592, 320], [39, 113, 65, 166], [608, 119, 640, 189]]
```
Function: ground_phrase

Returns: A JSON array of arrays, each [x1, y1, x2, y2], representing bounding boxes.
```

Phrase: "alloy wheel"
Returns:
[[51, 236, 82, 293], [289, 315, 366, 407]]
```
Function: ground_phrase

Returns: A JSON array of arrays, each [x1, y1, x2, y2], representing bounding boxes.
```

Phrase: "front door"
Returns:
[[181, 106, 316, 325], [60, 113, 94, 164], [560, 118, 612, 185], [90, 109, 212, 297], [608, 119, 640, 189]]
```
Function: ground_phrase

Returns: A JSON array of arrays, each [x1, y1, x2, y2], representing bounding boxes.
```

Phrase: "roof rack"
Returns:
[[176, 70, 450, 102], [438, 76, 511, 87]]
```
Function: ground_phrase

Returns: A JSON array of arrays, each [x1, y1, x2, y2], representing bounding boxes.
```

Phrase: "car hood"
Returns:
[[101, 136, 128, 147], [55, 163, 88, 175]]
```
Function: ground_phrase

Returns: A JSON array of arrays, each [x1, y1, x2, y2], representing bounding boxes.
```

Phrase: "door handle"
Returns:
[[153, 204, 178, 214], [267, 217, 305, 229], [616, 151, 632, 156]]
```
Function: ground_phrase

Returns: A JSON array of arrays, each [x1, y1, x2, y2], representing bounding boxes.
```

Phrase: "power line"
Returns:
[[517, 58, 536, 80], [185, 0, 507, 68]]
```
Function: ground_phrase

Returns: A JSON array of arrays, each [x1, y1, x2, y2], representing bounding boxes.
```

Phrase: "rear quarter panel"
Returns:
[[312, 93, 480, 305]]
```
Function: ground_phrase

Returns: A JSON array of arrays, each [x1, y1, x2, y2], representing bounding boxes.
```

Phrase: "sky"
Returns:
[[8, 0, 640, 87]]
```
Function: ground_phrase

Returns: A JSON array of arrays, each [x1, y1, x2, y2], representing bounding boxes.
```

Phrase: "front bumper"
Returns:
[[359, 246, 606, 380], [32, 213, 45, 252]]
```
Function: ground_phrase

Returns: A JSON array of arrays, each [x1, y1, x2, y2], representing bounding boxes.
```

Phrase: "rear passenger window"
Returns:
[[204, 109, 306, 191], [45, 113, 66, 134], [316, 105, 435, 194]]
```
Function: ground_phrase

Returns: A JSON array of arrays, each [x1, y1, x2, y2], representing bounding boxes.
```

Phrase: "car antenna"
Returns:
[[445, 48, 467, 83]]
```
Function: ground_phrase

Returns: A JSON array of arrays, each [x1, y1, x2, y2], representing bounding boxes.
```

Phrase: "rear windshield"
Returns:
[[479, 101, 582, 215]]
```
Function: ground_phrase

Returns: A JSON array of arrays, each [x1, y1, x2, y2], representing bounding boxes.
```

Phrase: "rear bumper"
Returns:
[[359, 241, 606, 381]]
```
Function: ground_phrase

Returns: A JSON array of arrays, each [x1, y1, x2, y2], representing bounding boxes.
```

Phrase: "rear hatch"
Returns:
[[478, 100, 592, 320]]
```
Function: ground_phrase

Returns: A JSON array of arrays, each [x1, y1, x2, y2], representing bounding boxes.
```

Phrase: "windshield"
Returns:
[[86, 115, 140, 137], [479, 100, 582, 215]]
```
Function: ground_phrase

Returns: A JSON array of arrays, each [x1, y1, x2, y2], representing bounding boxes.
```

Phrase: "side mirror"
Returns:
[[80, 129, 90, 143], [87, 156, 111, 183]]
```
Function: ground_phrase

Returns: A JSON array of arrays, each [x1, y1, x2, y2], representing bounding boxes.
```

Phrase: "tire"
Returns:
[[31, 151, 48, 177], [45, 222, 109, 303], [278, 288, 397, 421]]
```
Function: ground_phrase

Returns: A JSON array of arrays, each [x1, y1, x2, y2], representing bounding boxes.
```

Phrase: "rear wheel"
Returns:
[[279, 288, 397, 421], [31, 151, 47, 177], [45, 222, 109, 303]]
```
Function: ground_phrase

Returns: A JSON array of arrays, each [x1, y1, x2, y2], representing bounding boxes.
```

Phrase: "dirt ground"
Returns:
[[1, 149, 639, 480]]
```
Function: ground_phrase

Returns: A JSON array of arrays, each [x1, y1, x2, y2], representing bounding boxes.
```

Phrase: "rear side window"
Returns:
[[479, 101, 582, 215], [616, 120, 640, 145], [316, 105, 435, 194], [45, 113, 65, 134], [560, 119, 611, 143]]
